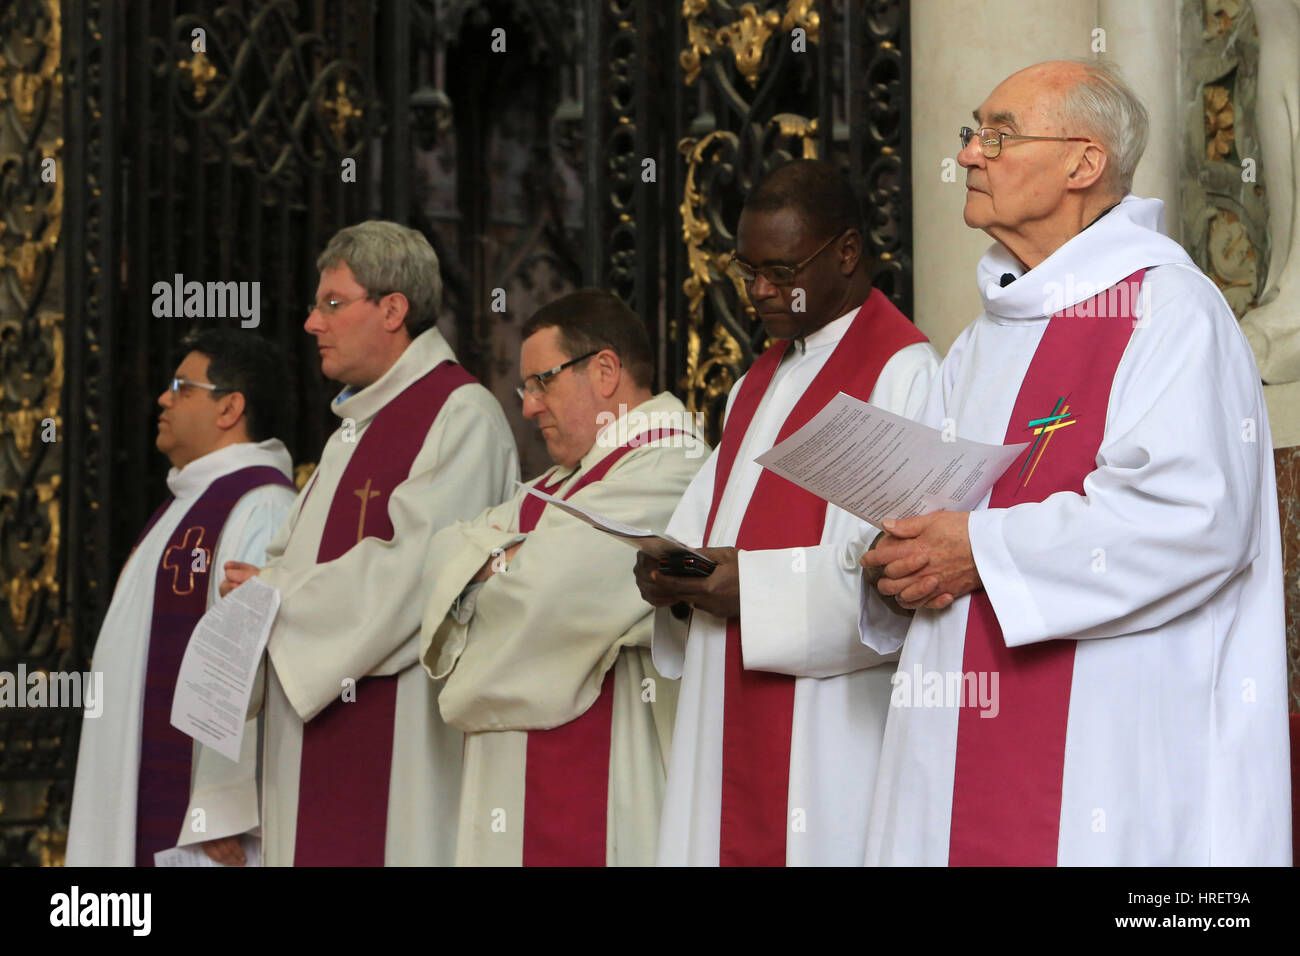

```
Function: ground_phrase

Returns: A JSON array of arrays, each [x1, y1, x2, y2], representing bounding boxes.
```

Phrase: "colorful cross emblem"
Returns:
[[1019, 397, 1077, 488]]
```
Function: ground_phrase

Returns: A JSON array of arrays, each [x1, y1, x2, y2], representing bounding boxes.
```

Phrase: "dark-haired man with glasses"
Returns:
[[633, 158, 940, 866], [418, 288, 707, 866], [67, 328, 297, 866], [216, 220, 518, 866]]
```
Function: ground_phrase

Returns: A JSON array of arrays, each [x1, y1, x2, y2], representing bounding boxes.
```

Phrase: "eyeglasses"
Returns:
[[516, 350, 599, 400], [306, 293, 387, 317], [169, 377, 230, 395], [725, 229, 848, 287], [959, 126, 1091, 159]]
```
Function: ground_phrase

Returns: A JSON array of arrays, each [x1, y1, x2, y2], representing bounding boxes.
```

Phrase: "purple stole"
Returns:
[[947, 271, 1145, 865], [292, 360, 477, 866], [135, 464, 295, 867]]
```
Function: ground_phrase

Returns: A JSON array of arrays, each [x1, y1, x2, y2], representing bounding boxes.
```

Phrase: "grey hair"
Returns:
[[1057, 59, 1149, 196], [316, 220, 443, 338]]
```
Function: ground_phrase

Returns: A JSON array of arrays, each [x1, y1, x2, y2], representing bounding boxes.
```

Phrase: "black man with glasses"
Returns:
[[419, 288, 707, 865], [67, 328, 297, 866], [632, 158, 940, 866], [860, 60, 1289, 866]]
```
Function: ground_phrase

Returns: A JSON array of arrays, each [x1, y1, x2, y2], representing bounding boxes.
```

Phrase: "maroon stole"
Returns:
[[518, 429, 686, 866], [700, 290, 927, 866], [135, 464, 295, 867], [292, 360, 477, 866], [947, 270, 1145, 866]]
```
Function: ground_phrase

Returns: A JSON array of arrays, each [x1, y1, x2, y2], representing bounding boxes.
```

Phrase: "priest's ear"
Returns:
[[378, 291, 411, 335], [214, 389, 248, 434], [836, 228, 863, 277], [1066, 141, 1109, 193], [592, 348, 623, 399]]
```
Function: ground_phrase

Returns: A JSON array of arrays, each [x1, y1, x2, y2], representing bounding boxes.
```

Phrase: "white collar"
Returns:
[[976, 194, 1194, 320], [581, 390, 703, 469], [166, 439, 294, 499], [790, 305, 858, 355], [331, 327, 457, 424]]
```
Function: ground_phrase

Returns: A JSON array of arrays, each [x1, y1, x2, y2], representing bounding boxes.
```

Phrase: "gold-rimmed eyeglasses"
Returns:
[[959, 126, 1091, 159]]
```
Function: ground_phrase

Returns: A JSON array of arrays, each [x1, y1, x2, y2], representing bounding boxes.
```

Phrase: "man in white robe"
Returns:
[[420, 290, 706, 865], [215, 221, 518, 866], [635, 161, 939, 866], [66, 329, 297, 866], [860, 60, 1292, 865]]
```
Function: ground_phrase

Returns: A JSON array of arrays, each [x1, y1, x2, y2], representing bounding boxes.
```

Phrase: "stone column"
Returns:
[[1099, 0, 1182, 240], [909, 0, 1093, 351]]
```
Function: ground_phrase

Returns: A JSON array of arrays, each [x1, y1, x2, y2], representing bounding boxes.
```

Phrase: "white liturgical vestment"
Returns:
[[206, 327, 518, 866], [66, 440, 296, 866], [860, 195, 1292, 866], [421, 391, 706, 865], [655, 309, 939, 866]]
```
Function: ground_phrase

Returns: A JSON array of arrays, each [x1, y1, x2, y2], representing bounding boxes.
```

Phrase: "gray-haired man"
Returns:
[[211, 220, 519, 866], [859, 60, 1290, 865]]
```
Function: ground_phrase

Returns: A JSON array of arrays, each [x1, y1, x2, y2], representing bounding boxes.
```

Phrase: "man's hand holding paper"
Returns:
[[860, 512, 982, 610], [754, 391, 1020, 613]]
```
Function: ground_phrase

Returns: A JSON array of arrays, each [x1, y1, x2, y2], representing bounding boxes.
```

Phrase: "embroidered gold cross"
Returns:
[[354, 479, 381, 543], [161, 526, 209, 595]]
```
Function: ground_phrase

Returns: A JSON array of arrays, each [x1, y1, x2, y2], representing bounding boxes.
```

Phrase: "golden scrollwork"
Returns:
[[680, 0, 712, 85], [179, 49, 219, 104], [768, 112, 819, 158], [779, 0, 819, 43], [0, 0, 66, 636], [0, 151, 65, 289], [682, 0, 820, 87], [0, 0, 62, 126], [715, 4, 783, 86], [4, 476, 61, 630], [678, 131, 745, 415]]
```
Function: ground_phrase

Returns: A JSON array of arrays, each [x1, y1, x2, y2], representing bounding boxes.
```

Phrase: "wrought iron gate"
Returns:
[[0, 0, 910, 864]]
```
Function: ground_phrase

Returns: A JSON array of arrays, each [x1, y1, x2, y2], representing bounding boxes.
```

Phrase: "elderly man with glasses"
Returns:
[[214, 220, 519, 866], [859, 60, 1291, 865], [66, 328, 297, 866], [418, 288, 707, 866], [633, 158, 941, 866]]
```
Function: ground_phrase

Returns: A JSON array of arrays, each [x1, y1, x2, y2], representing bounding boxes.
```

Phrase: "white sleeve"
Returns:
[[739, 343, 940, 676], [969, 267, 1270, 646], [649, 447, 717, 680], [859, 328, 972, 652], [207, 484, 298, 604], [260, 386, 519, 722]]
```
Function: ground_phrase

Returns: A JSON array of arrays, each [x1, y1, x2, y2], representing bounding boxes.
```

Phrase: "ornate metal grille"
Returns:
[[1, 0, 910, 864]]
